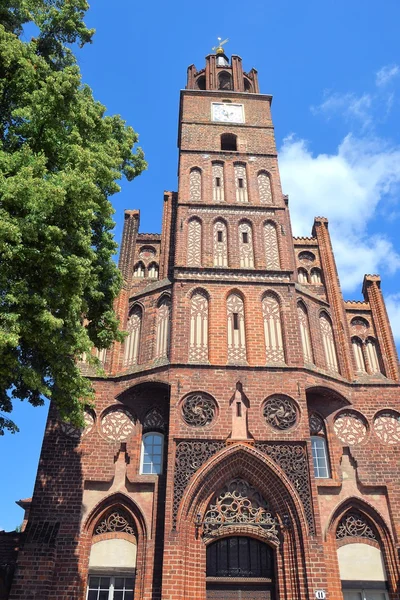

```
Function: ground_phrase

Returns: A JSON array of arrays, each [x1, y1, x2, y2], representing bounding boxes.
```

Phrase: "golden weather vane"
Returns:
[[212, 37, 229, 54]]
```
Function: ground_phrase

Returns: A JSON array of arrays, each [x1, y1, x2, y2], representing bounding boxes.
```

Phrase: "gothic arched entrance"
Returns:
[[206, 536, 275, 599]]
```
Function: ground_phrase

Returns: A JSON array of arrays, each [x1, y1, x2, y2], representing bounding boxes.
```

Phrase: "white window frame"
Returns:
[[342, 588, 389, 600], [86, 574, 135, 600], [311, 436, 330, 478], [140, 432, 164, 475]]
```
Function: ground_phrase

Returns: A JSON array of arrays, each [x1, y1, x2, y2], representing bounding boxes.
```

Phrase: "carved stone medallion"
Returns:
[[263, 395, 298, 430], [333, 411, 368, 445], [182, 393, 217, 427], [373, 410, 400, 445], [100, 408, 136, 441]]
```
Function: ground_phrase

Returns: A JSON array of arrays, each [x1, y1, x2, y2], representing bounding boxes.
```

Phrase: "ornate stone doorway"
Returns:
[[206, 536, 275, 599]]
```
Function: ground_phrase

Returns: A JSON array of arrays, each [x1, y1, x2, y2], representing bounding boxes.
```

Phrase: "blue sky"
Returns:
[[2, 0, 400, 531]]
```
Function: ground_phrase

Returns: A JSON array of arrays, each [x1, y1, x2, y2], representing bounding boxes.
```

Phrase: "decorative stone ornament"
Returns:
[[263, 395, 298, 430], [100, 408, 136, 441], [181, 393, 216, 427], [203, 478, 279, 543], [95, 511, 135, 536], [336, 512, 376, 540], [333, 410, 368, 446], [373, 410, 400, 445], [309, 413, 324, 436], [59, 410, 95, 439]]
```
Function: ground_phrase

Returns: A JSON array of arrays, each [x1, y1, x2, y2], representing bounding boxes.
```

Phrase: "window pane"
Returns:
[[124, 592, 134, 600], [100, 577, 110, 588], [98, 592, 109, 600], [142, 463, 152, 474], [87, 591, 98, 600], [124, 578, 135, 589], [89, 577, 100, 588], [114, 577, 124, 589], [113, 592, 123, 600], [153, 436, 162, 445]]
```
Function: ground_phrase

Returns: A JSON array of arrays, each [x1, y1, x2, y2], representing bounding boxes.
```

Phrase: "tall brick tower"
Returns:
[[2, 46, 400, 600]]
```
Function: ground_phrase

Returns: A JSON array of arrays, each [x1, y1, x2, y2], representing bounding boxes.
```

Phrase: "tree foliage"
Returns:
[[0, 0, 146, 434]]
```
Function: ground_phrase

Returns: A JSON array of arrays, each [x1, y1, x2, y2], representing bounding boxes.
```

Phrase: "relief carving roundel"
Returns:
[[373, 410, 400, 445], [263, 395, 298, 431], [333, 410, 368, 445], [100, 407, 136, 441], [181, 392, 217, 427]]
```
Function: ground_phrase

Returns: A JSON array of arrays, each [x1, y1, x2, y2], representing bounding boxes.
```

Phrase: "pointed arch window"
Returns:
[[133, 262, 145, 278], [218, 71, 233, 90], [212, 162, 225, 202], [189, 292, 208, 363], [227, 293, 246, 363], [189, 167, 202, 202], [310, 268, 322, 284], [148, 263, 158, 279], [320, 312, 339, 373], [352, 337, 366, 373], [258, 171, 273, 204], [309, 412, 330, 479], [123, 306, 142, 366], [155, 297, 170, 360], [298, 268, 309, 284], [238, 222, 254, 268], [213, 220, 228, 267], [94, 347, 107, 364], [234, 163, 248, 203], [298, 302, 313, 364], [366, 337, 381, 374], [262, 294, 285, 363], [264, 222, 280, 269], [187, 218, 202, 267]]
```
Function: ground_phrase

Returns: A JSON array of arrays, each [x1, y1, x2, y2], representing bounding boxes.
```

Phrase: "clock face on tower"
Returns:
[[212, 102, 245, 124]]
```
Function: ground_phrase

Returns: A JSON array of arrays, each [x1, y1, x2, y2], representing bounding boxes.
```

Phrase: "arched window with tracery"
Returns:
[[238, 221, 254, 268], [366, 337, 381, 374], [123, 305, 142, 366], [336, 510, 389, 599], [298, 302, 313, 364], [155, 296, 170, 360], [148, 262, 158, 279], [133, 262, 145, 278], [320, 312, 339, 373], [86, 506, 137, 600], [187, 218, 202, 267], [298, 268, 309, 284], [310, 268, 322, 284], [227, 293, 246, 363], [309, 412, 330, 478], [214, 220, 228, 267], [234, 163, 248, 202], [258, 171, 273, 204], [264, 222, 280, 269], [189, 291, 208, 363], [212, 162, 225, 202], [262, 293, 285, 363], [189, 167, 202, 202], [352, 337, 366, 373]]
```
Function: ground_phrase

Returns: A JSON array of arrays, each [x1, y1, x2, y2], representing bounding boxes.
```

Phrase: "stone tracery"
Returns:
[[333, 411, 368, 445], [336, 511, 377, 541]]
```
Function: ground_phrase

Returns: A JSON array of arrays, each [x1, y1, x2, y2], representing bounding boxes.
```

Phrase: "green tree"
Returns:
[[0, 1, 146, 434]]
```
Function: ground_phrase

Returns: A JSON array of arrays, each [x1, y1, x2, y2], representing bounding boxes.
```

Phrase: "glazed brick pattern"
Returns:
[[5, 54, 400, 600]]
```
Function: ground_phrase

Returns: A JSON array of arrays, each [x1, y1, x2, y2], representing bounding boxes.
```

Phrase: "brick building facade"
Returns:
[[1, 48, 400, 600]]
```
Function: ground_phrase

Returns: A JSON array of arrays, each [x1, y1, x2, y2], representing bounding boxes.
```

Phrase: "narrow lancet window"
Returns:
[[123, 306, 142, 366], [234, 164, 248, 202], [352, 337, 366, 373], [227, 294, 246, 363], [189, 292, 208, 363], [212, 163, 225, 202], [187, 218, 202, 267], [258, 171, 273, 204], [189, 167, 202, 202], [214, 221, 228, 267], [320, 312, 339, 373], [262, 294, 285, 363], [155, 297, 171, 360], [238, 222, 254, 268], [264, 222, 280, 269], [298, 302, 313, 364]]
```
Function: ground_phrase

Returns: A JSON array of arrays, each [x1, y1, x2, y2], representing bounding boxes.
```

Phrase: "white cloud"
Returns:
[[385, 293, 400, 342], [278, 134, 400, 293], [311, 92, 373, 128], [376, 64, 400, 87]]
